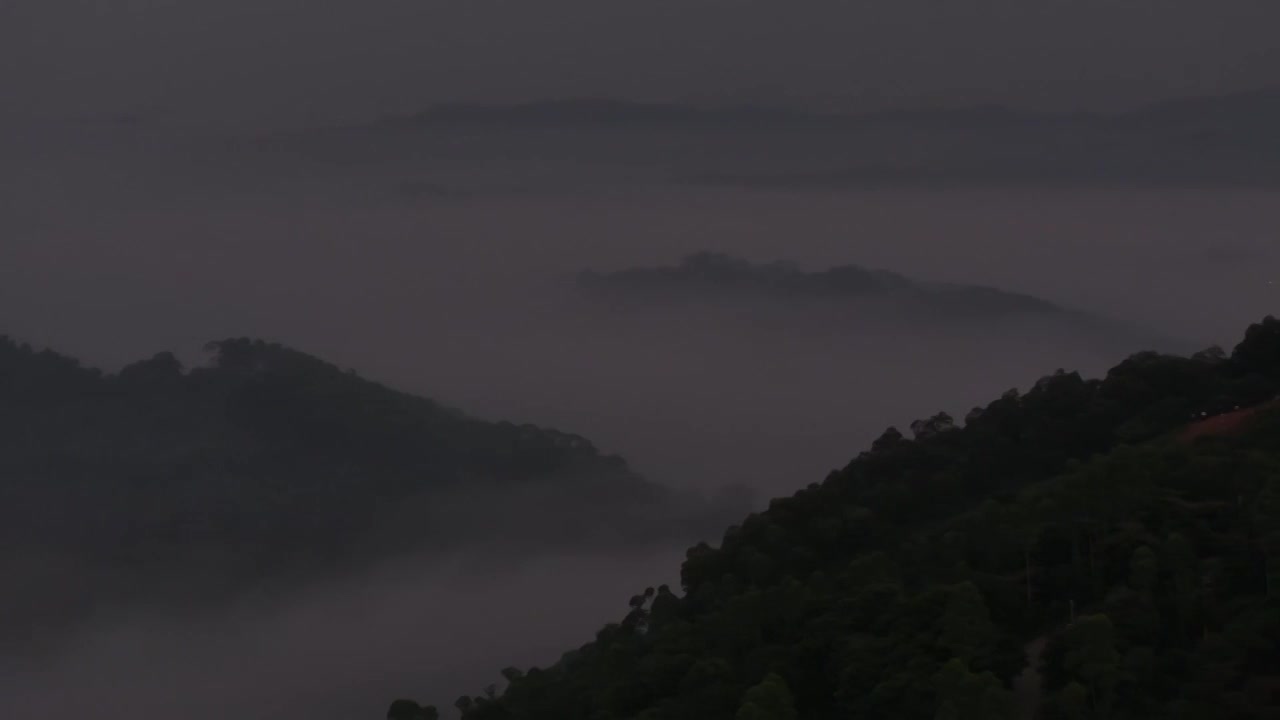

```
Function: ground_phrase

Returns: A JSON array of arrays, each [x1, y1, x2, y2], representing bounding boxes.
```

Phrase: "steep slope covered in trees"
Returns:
[[418, 317, 1280, 720]]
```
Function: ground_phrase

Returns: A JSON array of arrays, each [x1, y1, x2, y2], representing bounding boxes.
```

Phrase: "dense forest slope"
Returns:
[[400, 317, 1280, 720], [0, 338, 705, 648]]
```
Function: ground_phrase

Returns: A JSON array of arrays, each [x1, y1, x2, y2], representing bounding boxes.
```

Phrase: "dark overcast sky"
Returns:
[[5, 0, 1280, 127]]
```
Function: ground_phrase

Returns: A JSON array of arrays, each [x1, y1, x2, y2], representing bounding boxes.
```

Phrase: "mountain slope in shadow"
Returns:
[[0, 336, 725, 652]]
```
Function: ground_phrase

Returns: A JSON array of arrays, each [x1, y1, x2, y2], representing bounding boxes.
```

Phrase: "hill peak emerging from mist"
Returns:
[[572, 253, 1198, 355], [1, 335, 614, 475], [576, 252, 1068, 318]]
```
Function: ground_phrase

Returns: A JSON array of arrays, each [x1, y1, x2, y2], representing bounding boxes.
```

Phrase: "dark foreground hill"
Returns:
[[0, 338, 716, 650], [397, 317, 1280, 720]]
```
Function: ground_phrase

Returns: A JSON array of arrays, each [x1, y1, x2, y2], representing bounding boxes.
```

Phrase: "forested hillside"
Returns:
[[401, 317, 1280, 720], [0, 338, 700, 646]]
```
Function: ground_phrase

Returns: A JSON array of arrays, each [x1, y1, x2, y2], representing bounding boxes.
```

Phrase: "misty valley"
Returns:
[[4, 12, 1280, 716], [4, 317, 1280, 719]]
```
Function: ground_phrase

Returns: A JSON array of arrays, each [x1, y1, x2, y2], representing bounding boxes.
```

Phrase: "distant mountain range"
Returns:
[[577, 252, 1064, 319], [388, 97, 816, 127], [249, 86, 1280, 191], [391, 86, 1280, 128], [574, 253, 1195, 357], [387, 96, 1080, 129]]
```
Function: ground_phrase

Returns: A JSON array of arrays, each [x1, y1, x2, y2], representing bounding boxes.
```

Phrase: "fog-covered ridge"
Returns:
[[240, 86, 1280, 194], [576, 252, 1069, 318], [0, 336, 729, 656]]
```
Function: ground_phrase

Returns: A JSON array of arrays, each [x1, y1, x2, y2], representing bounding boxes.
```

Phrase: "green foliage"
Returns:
[[387, 700, 438, 720], [735, 674, 797, 720], [939, 582, 996, 665], [407, 317, 1280, 720], [1233, 315, 1280, 380], [1056, 681, 1091, 720], [1128, 546, 1158, 594], [933, 658, 1012, 720], [1061, 615, 1121, 716], [1255, 476, 1280, 598]]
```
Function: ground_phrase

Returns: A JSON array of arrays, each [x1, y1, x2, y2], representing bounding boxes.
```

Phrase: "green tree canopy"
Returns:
[[735, 674, 797, 720]]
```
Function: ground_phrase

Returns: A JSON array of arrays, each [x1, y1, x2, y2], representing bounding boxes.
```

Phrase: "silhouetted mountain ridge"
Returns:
[[390, 86, 1280, 129], [245, 86, 1279, 191], [388, 98, 814, 127], [0, 336, 719, 651], [577, 252, 1084, 321]]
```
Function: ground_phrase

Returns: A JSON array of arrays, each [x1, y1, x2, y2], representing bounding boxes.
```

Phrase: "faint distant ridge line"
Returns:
[[385, 97, 822, 127], [383, 96, 1065, 129], [385, 84, 1280, 128], [576, 251, 1068, 314], [573, 252, 1193, 353]]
